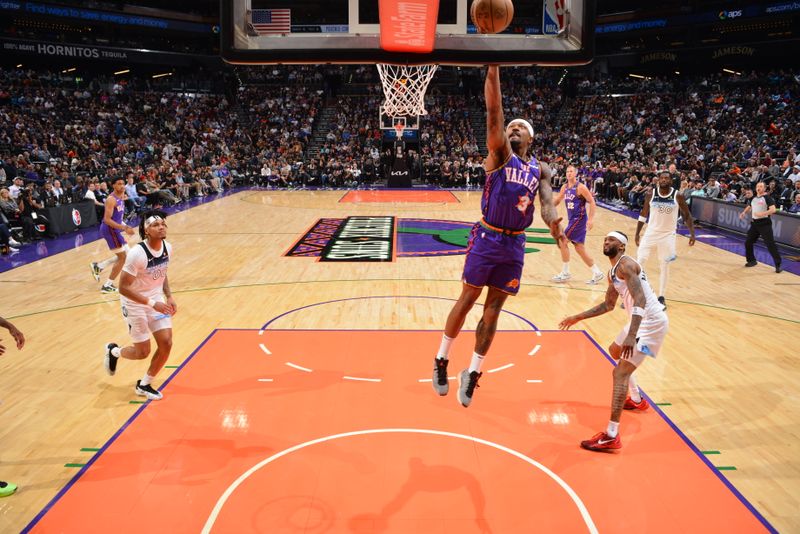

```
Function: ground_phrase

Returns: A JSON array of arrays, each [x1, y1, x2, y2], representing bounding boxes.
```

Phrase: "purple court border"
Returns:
[[596, 199, 799, 276], [259, 295, 538, 331], [20, 329, 219, 534], [580, 330, 777, 533]]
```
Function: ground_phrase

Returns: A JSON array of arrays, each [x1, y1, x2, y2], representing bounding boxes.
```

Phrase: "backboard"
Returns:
[[221, 0, 595, 66]]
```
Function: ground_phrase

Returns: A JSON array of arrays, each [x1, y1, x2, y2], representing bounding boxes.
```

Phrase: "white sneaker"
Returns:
[[552, 272, 572, 283], [9, 238, 21, 247], [586, 272, 605, 284]]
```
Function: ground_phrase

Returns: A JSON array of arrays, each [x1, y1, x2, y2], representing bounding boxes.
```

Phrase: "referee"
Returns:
[[739, 181, 782, 273]]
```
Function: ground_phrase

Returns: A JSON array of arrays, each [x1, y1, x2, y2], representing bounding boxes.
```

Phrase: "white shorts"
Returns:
[[637, 232, 676, 264], [614, 313, 669, 367], [121, 300, 172, 343]]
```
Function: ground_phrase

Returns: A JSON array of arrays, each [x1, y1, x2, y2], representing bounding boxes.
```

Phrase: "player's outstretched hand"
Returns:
[[558, 315, 579, 330], [167, 297, 178, 317], [154, 301, 175, 316], [688, 234, 696, 246], [620, 333, 636, 360]]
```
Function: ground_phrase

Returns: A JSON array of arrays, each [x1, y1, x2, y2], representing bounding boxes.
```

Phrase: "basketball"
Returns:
[[470, 0, 514, 34]]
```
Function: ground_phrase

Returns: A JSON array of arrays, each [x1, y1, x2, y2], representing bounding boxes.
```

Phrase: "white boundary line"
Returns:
[[486, 363, 514, 374], [257, 378, 273, 382], [535, 331, 542, 337], [343, 376, 382, 382], [258, 329, 264, 336], [526, 379, 543, 383], [200, 428, 598, 534], [258, 343, 271, 355], [529, 345, 541, 356], [417, 376, 456, 383], [285, 362, 312, 373]]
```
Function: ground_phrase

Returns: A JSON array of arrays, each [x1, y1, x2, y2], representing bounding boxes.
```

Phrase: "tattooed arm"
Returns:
[[616, 257, 647, 360]]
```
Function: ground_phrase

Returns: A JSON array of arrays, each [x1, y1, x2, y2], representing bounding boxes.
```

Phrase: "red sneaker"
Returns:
[[624, 396, 649, 411], [580, 431, 622, 452]]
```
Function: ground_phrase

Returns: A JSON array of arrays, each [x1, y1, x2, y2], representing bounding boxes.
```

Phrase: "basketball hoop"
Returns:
[[377, 64, 438, 117]]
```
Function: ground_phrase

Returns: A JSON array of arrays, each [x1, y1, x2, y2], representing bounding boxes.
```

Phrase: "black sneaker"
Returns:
[[104, 342, 119, 376], [432, 358, 449, 396], [657, 296, 667, 310], [744, 260, 757, 267], [457, 369, 482, 408], [135, 380, 163, 400], [776, 264, 783, 273]]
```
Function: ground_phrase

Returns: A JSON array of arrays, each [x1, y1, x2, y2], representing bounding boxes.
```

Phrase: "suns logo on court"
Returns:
[[516, 195, 531, 213], [286, 218, 558, 259]]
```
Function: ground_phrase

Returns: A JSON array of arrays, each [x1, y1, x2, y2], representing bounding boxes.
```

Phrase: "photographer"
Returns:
[[19, 182, 49, 241]]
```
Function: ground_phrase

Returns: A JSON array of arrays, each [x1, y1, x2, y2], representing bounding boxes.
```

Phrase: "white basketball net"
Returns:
[[377, 64, 438, 117]]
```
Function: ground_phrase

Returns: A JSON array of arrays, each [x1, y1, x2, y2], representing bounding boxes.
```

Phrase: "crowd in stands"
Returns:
[[1, 65, 799, 254]]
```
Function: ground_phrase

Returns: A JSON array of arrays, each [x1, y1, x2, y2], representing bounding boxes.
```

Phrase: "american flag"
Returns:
[[251, 9, 291, 35]]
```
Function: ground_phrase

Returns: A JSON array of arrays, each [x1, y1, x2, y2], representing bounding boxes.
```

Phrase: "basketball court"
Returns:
[[1, 0, 798, 532], [20, 326, 775, 532]]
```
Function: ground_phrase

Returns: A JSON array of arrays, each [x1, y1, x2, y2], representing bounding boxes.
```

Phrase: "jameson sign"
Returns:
[[1, 38, 217, 66], [690, 197, 800, 249]]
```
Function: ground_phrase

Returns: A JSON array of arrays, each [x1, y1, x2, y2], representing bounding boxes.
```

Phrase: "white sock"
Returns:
[[591, 263, 603, 275], [468, 351, 485, 373], [628, 373, 642, 403], [606, 420, 620, 438], [562, 262, 570, 274], [140, 373, 155, 387], [436, 334, 454, 360], [98, 257, 116, 270], [111, 346, 121, 358], [659, 261, 670, 297]]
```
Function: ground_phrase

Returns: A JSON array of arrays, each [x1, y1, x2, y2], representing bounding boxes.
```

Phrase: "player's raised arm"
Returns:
[[484, 65, 511, 171]]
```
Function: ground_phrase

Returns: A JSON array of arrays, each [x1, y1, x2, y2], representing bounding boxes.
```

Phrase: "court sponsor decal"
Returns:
[[285, 218, 556, 260], [320, 216, 395, 262]]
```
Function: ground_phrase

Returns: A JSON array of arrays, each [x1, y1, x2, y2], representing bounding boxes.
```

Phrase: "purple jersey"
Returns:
[[564, 184, 586, 223], [564, 184, 588, 244], [99, 193, 126, 251], [482, 153, 541, 231]]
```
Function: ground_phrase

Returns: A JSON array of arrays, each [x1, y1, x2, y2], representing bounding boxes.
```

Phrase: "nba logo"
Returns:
[[543, 0, 566, 35], [72, 208, 82, 226]]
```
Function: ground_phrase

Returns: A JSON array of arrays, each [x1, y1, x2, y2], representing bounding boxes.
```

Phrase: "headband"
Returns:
[[508, 119, 534, 137], [606, 231, 628, 245], [144, 215, 164, 228]]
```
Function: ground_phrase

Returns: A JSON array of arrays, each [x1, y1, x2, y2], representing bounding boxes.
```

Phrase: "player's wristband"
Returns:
[[147, 298, 157, 308], [638, 216, 646, 223], [631, 306, 645, 317]]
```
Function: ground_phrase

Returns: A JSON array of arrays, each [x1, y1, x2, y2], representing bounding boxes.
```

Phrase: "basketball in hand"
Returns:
[[470, 0, 514, 34]]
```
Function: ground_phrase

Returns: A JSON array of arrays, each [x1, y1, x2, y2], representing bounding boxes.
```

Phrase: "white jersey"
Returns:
[[121, 240, 172, 307], [610, 255, 665, 321], [645, 187, 679, 235]]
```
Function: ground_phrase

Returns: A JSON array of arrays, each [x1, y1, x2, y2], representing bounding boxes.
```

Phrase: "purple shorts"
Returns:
[[564, 218, 587, 244], [100, 223, 126, 251], [462, 222, 525, 295]]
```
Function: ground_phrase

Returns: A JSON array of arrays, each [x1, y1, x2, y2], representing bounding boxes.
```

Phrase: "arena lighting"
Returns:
[[114, 69, 130, 75], [674, 71, 680, 75], [628, 73, 646, 79], [16, 64, 22, 68], [152, 72, 172, 79], [61, 67, 76, 73], [722, 68, 742, 75]]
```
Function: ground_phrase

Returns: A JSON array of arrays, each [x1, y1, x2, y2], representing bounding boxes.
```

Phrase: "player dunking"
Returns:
[[103, 210, 176, 400], [432, 65, 564, 407], [635, 171, 695, 309], [551, 165, 605, 284], [559, 231, 668, 451], [91, 176, 135, 293]]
